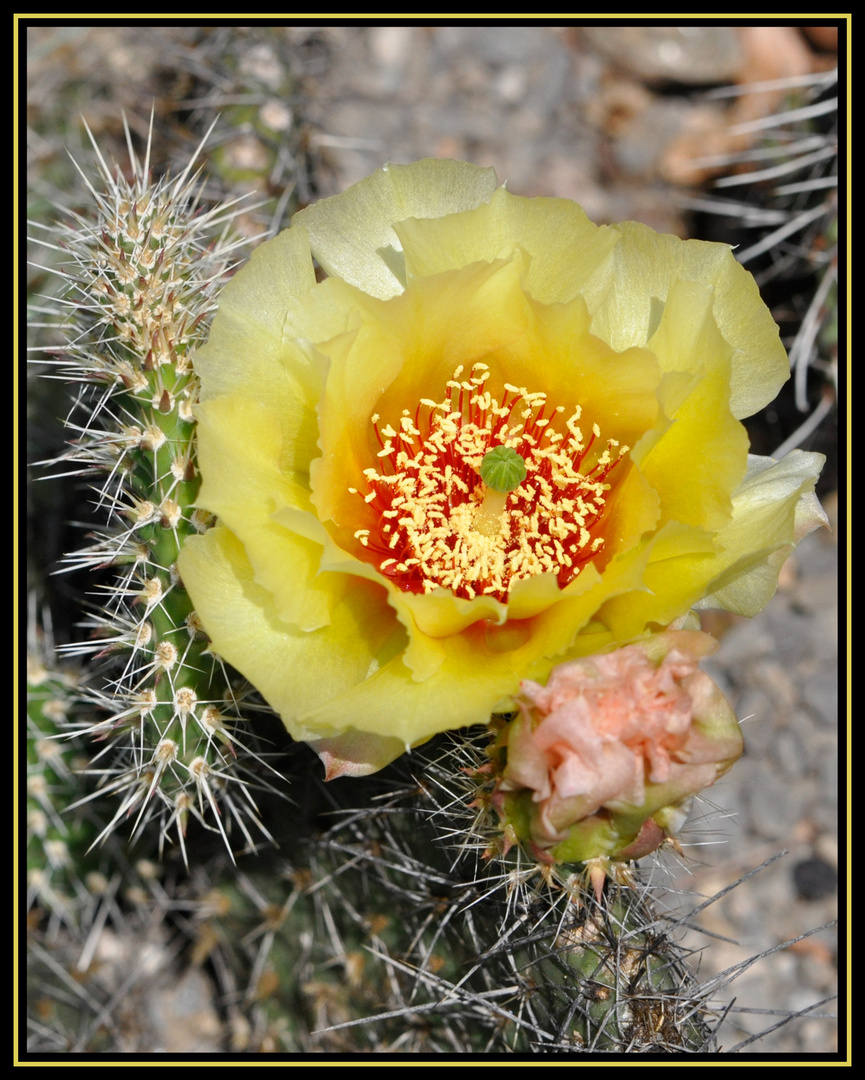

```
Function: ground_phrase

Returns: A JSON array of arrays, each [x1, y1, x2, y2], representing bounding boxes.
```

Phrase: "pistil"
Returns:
[[474, 487, 509, 539], [475, 445, 527, 537]]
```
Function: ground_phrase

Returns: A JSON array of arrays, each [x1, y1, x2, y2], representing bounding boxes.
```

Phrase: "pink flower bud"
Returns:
[[496, 630, 743, 863]]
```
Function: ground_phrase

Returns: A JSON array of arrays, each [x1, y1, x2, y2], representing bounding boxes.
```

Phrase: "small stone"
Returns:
[[792, 856, 837, 901]]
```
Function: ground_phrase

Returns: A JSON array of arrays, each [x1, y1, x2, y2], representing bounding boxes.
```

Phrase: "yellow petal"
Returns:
[[395, 184, 620, 304], [292, 159, 498, 300], [293, 552, 657, 748], [582, 221, 789, 419], [194, 397, 345, 631], [694, 450, 828, 615], [177, 526, 406, 744], [595, 521, 720, 641], [309, 730, 412, 778], [179, 159, 823, 776], [196, 396, 313, 519], [640, 278, 749, 531], [194, 226, 322, 406], [520, 294, 662, 444]]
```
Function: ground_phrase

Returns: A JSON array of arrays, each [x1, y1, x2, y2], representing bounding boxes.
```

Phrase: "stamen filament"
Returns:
[[351, 367, 629, 602]]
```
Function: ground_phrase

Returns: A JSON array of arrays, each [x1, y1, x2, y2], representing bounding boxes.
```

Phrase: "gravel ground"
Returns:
[[678, 514, 839, 1054], [25, 22, 842, 1057]]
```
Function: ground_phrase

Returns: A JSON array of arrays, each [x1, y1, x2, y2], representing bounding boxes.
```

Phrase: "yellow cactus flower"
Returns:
[[177, 160, 826, 776]]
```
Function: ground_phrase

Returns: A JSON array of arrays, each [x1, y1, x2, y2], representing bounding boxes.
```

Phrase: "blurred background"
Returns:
[[25, 23, 841, 1055]]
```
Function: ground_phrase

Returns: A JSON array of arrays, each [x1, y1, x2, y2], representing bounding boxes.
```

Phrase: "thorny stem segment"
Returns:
[[32, 118, 280, 861]]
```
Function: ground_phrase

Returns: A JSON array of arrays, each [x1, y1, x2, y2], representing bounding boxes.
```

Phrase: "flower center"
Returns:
[[350, 363, 629, 602]]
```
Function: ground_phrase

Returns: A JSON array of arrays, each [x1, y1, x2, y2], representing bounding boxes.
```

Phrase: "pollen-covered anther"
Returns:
[[351, 365, 629, 603]]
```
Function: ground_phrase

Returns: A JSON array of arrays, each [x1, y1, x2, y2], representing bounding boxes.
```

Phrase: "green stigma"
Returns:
[[480, 445, 527, 493]]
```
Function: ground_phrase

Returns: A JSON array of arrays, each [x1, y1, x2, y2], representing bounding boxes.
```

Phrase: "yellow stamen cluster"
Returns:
[[352, 364, 629, 602]]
